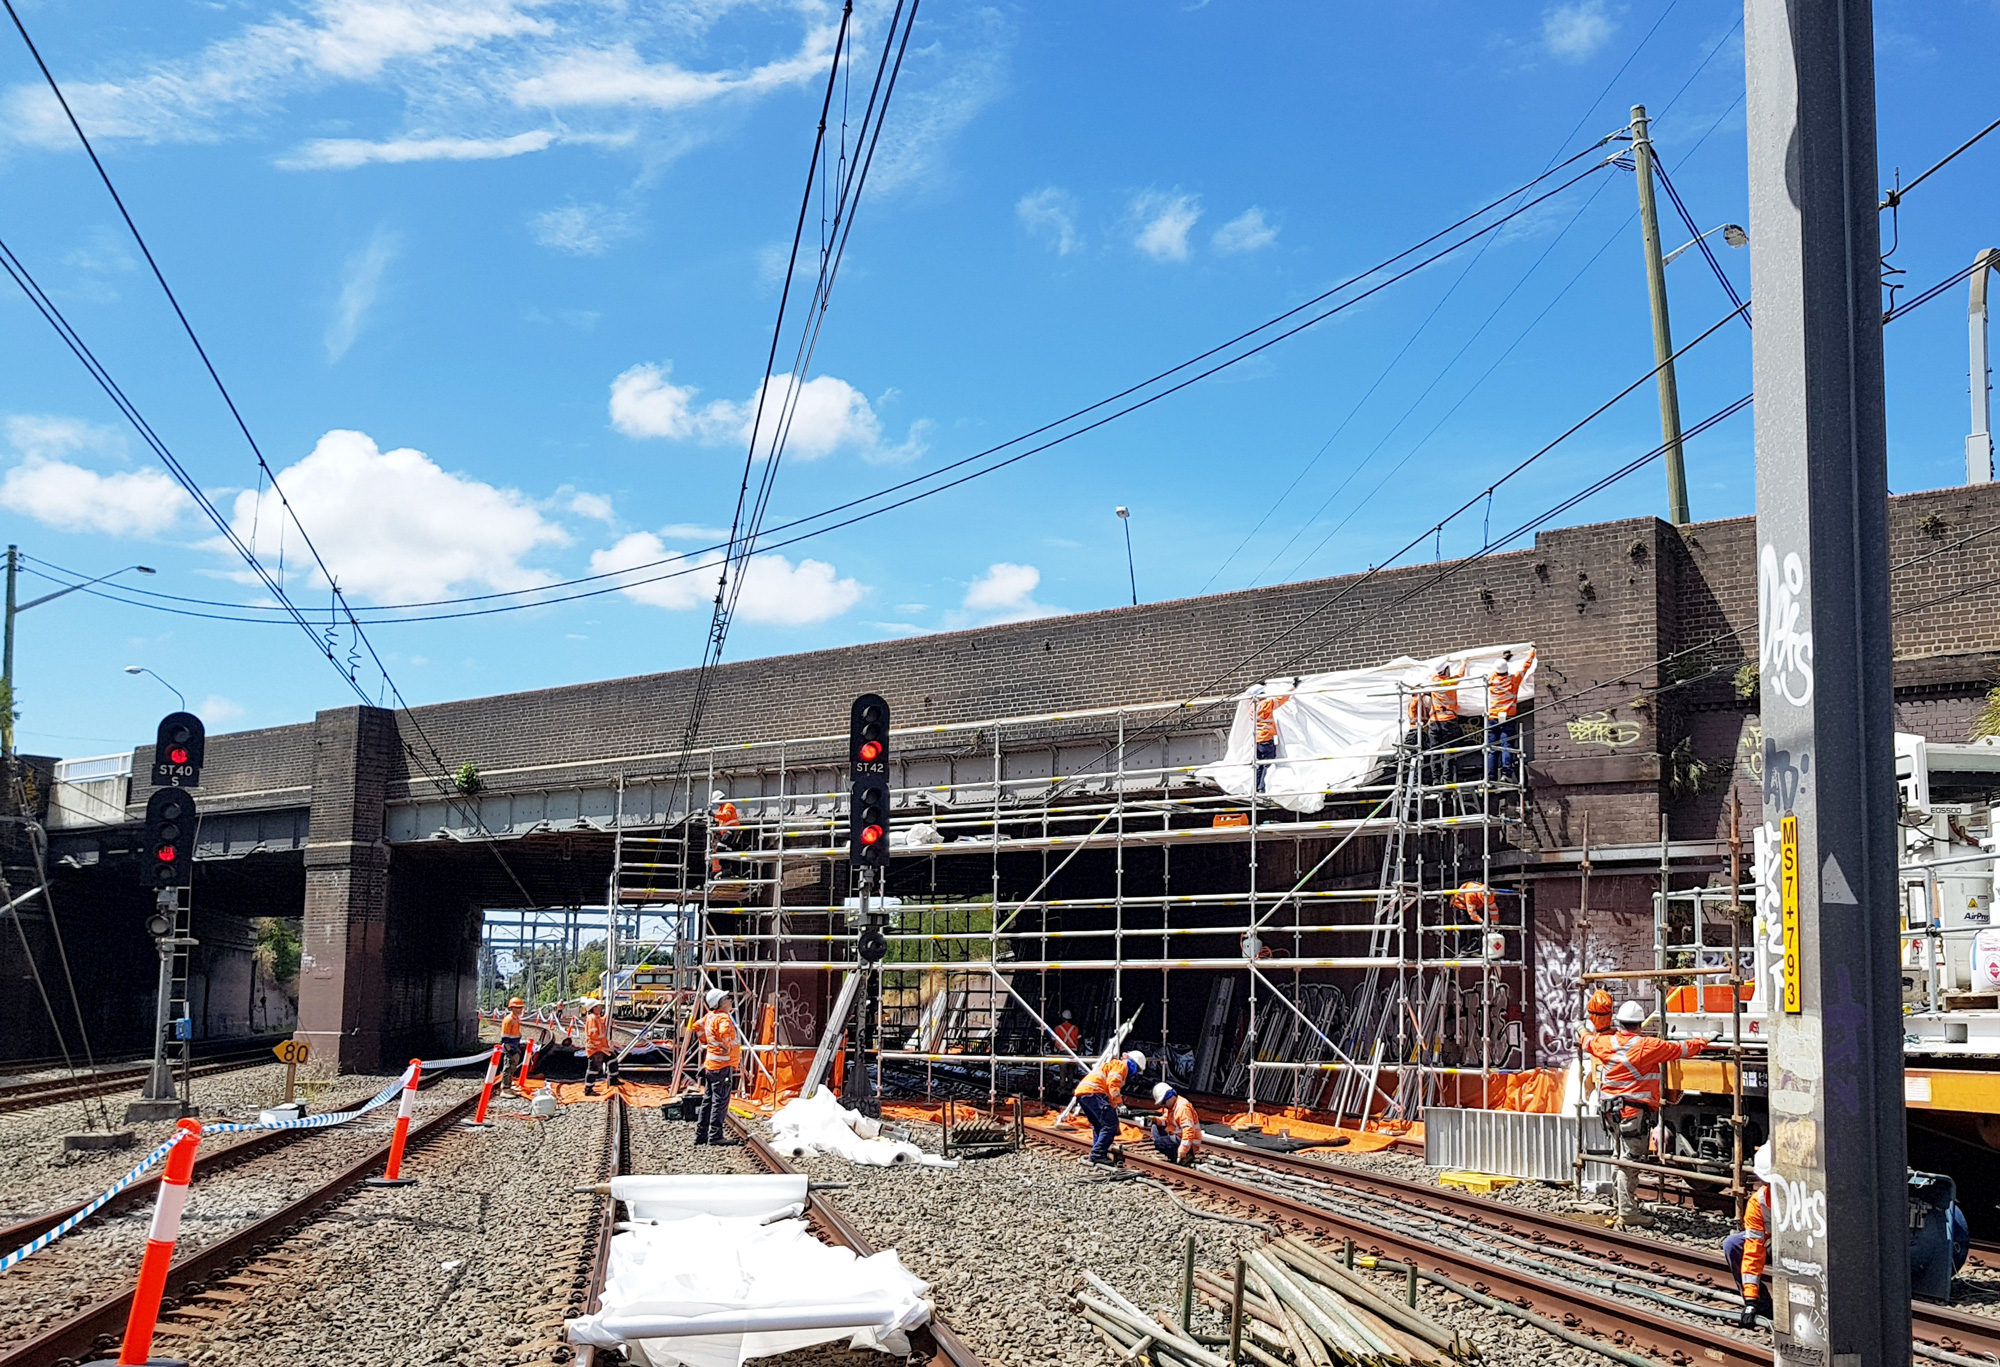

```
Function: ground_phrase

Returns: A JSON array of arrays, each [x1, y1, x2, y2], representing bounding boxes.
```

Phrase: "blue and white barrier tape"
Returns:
[[0, 1129, 186, 1274]]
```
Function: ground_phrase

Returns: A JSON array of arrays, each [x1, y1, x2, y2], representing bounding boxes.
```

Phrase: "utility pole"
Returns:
[[1745, 3, 1908, 1365], [3, 546, 16, 759], [1630, 106, 1690, 526]]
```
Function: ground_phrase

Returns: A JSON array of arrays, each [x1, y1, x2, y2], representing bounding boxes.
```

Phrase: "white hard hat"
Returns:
[[1752, 1143, 1776, 1185], [705, 988, 728, 1008], [1060, 1009, 1073, 1021], [1125, 1050, 1147, 1072], [1152, 1082, 1174, 1105], [1614, 1000, 1647, 1029], [711, 790, 726, 804]]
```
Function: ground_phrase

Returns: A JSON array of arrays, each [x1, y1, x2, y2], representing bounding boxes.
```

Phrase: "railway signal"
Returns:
[[143, 787, 197, 888], [151, 711, 205, 787], [848, 693, 891, 868]]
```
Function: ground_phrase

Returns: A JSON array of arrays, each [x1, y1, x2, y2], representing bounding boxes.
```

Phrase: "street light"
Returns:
[[123, 666, 186, 711], [2, 546, 156, 755], [1115, 506, 1137, 606], [1662, 222, 1749, 266]]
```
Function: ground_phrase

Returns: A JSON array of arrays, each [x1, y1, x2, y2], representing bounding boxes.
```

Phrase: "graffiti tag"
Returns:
[[1565, 711, 1643, 748], [1759, 544, 1815, 707]]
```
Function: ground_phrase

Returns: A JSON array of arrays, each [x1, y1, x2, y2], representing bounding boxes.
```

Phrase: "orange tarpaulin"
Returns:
[[544, 1080, 684, 1107], [1217, 1110, 1410, 1152]]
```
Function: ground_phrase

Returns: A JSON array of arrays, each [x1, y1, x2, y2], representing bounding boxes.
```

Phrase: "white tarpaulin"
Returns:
[[1196, 644, 1536, 814], [769, 1086, 950, 1167], [567, 1210, 933, 1367], [611, 1175, 807, 1222]]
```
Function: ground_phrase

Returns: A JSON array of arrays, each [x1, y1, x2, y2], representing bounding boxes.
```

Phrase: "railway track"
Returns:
[[726, 1111, 987, 1367], [571, 1095, 628, 1367], [0, 1091, 480, 1367], [1026, 1120, 2000, 1367], [0, 1048, 276, 1117]]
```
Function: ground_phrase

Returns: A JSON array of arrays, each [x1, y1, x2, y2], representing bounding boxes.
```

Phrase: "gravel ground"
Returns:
[[0, 1071, 481, 1357], [184, 1087, 607, 1367]]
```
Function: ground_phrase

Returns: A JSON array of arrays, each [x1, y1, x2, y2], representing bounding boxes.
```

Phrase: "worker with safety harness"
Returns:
[[1580, 997, 1716, 1227], [1073, 1049, 1147, 1166], [1149, 1082, 1202, 1166], [499, 997, 527, 1087], [691, 987, 742, 1146]]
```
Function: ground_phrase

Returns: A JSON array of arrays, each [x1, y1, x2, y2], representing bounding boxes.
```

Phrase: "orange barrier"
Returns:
[[544, 1080, 685, 1107], [469, 1044, 503, 1126], [116, 1119, 202, 1366], [368, 1061, 421, 1186], [516, 1037, 540, 1092]]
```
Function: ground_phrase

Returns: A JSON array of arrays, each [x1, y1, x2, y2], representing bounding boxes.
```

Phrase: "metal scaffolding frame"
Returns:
[[592, 680, 1531, 1121]]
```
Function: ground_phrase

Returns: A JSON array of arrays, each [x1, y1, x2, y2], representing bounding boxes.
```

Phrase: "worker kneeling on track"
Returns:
[[499, 996, 527, 1087], [1149, 1082, 1201, 1166], [1723, 1144, 1776, 1328], [691, 988, 742, 1146], [1581, 998, 1716, 1228], [1073, 1049, 1146, 1166]]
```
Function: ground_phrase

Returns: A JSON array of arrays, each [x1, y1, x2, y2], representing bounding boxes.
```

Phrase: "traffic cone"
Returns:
[[366, 1060, 421, 1187], [117, 1118, 202, 1366], [464, 1044, 503, 1128]]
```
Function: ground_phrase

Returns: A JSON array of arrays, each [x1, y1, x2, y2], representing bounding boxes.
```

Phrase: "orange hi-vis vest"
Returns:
[[715, 802, 740, 829], [1074, 1057, 1131, 1099], [1581, 1027, 1709, 1111], [584, 1014, 611, 1055], [500, 1011, 523, 1039], [1252, 697, 1285, 743], [693, 1009, 741, 1070], [1738, 1188, 1770, 1299], [1158, 1094, 1201, 1151], [1412, 667, 1461, 725], [1054, 1022, 1082, 1052], [1451, 881, 1496, 921], [1486, 651, 1535, 720]]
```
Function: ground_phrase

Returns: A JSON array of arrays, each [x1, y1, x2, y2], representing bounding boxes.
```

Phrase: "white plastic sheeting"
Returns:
[[769, 1087, 950, 1167], [567, 1211, 933, 1367], [611, 1175, 807, 1222], [1197, 644, 1536, 814]]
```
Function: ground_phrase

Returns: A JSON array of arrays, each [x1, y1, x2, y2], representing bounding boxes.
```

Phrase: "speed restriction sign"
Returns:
[[273, 1039, 311, 1065]]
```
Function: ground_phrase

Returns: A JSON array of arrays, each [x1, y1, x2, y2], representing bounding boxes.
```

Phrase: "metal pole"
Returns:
[[2, 544, 15, 759], [1728, 789, 1746, 1223], [1631, 105, 1690, 525], [1745, 3, 1909, 1361], [1122, 517, 1138, 606], [143, 917, 175, 1102], [1967, 249, 1999, 485]]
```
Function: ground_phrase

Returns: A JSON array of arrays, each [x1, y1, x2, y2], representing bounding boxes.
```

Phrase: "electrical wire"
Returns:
[[1649, 153, 1750, 323], [1881, 114, 2000, 210]]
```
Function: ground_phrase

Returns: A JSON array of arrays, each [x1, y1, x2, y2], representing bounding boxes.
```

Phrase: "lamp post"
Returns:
[[1115, 506, 1137, 606], [1661, 222, 1749, 266], [123, 666, 186, 711], [2, 547, 156, 756]]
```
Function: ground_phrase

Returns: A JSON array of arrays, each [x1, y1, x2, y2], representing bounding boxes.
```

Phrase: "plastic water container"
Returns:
[[1972, 930, 2000, 992]]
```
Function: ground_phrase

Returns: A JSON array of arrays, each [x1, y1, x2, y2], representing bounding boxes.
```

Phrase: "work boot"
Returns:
[[1617, 1208, 1657, 1229]]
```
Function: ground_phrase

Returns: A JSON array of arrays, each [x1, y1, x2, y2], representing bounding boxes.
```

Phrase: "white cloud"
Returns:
[[588, 531, 863, 624], [326, 229, 398, 362], [1017, 188, 1080, 256], [0, 416, 188, 538], [1544, 1, 1615, 61], [862, 7, 1007, 193], [1133, 191, 1202, 263], [195, 695, 245, 723], [608, 364, 923, 463], [280, 130, 555, 169], [1213, 207, 1278, 254], [660, 523, 730, 541], [960, 562, 1054, 624], [222, 429, 567, 601], [530, 201, 637, 255], [510, 28, 837, 111], [567, 491, 615, 522]]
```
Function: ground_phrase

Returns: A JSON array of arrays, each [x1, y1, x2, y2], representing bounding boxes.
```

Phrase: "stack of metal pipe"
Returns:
[[1074, 1235, 1470, 1367]]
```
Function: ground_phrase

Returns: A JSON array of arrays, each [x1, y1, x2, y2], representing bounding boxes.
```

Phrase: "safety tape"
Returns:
[[0, 1130, 183, 1274], [419, 1049, 502, 1071]]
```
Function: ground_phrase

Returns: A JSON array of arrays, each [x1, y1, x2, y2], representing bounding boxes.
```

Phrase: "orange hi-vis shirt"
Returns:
[[1486, 650, 1536, 720], [1252, 693, 1290, 743], [1738, 1188, 1770, 1299], [1411, 667, 1461, 725], [1054, 1021, 1082, 1052], [500, 1011, 523, 1039], [1074, 1057, 1132, 1099], [1158, 1094, 1201, 1153], [693, 1009, 742, 1070], [715, 801, 740, 829], [1581, 1027, 1710, 1111], [583, 1014, 611, 1055], [1451, 881, 1496, 921]]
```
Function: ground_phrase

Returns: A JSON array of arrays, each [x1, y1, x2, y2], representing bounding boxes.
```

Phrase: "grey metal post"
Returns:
[[2, 544, 15, 759], [1745, 3, 1910, 1363], [1967, 249, 1999, 485], [1630, 105, 1689, 525], [144, 928, 175, 1100]]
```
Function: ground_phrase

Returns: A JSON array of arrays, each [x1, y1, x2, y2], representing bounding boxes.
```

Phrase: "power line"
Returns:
[[1881, 113, 2000, 210]]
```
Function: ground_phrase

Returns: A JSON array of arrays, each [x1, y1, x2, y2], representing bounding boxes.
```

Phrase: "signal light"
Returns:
[[152, 712, 206, 788], [143, 788, 198, 888], [848, 693, 891, 868]]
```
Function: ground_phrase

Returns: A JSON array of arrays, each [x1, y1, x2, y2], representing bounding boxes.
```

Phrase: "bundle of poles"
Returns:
[[1074, 1235, 1470, 1367]]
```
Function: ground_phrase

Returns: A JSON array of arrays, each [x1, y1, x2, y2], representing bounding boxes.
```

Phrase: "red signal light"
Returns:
[[156, 845, 178, 863], [169, 747, 189, 765], [858, 740, 883, 763], [860, 824, 885, 846]]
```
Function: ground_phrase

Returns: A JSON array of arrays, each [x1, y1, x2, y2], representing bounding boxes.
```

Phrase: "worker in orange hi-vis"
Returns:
[[1249, 679, 1297, 795], [1449, 880, 1497, 957], [1053, 1010, 1082, 1056], [709, 790, 740, 873], [1581, 1000, 1717, 1228], [690, 988, 742, 1146], [1724, 1145, 1775, 1326], [1410, 661, 1464, 763], [1072, 1049, 1147, 1166], [1148, 1082, 1203, 1166], [581, 1000, 620, 1097], [1484, 648, 1536, 782], [498, 997, 527, 1087]]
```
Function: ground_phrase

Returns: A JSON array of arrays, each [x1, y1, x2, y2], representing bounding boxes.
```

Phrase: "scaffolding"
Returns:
[[598, 672, 1533, 1122]]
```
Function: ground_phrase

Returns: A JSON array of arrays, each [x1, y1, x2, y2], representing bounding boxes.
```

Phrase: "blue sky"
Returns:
[[1, 0, 1994, 757]]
